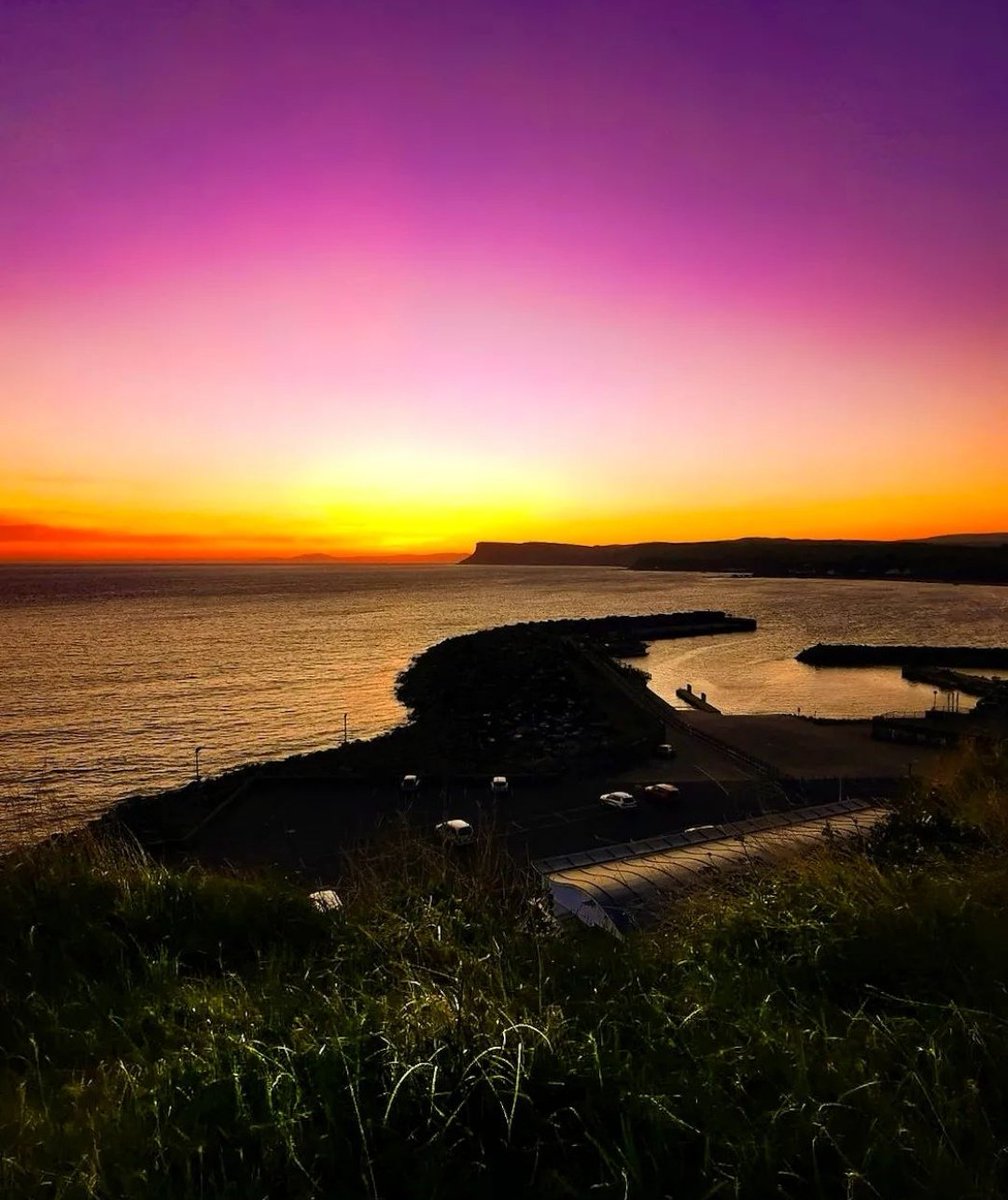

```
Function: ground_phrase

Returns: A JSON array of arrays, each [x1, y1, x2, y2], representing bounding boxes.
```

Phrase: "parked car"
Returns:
[[600, 791, 638, 811], [308, 889, 342, 913], [643, 783, 680, 800], [435, 819, 474, 846], [401, 774, 420, 793], [490, 775, 510, 795]]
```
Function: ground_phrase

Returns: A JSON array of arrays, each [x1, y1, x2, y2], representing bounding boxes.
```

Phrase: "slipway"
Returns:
[[539, 798, 886, 931]]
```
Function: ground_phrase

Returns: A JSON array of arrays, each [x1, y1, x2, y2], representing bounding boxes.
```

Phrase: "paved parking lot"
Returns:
[[182, 701, 932, 881], [184, 764, 899, 881], [676, 712, 941, 778]]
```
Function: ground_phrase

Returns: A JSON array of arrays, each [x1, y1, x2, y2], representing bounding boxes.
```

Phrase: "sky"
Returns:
[[2, 0, 1006, 560]]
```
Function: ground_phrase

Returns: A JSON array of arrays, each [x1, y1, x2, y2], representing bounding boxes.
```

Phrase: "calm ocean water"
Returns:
[[2, 563, 1006, 833]]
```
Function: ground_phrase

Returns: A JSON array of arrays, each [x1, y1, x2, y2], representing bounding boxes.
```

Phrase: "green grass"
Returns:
[[3, 753, 1008, 1198]]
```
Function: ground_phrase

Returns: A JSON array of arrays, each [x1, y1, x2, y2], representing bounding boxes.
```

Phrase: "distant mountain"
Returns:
[[462, 538, 1008, 584], [460, 541, 667, 567], [462, 537, 887, 567], [916, 533, 1008, 547], [290, 552, 465, 564]]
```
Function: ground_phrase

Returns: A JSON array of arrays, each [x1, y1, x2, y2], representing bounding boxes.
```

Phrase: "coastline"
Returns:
[[102, 611, 756, 850], [6, 568, 1008, 849], [462, 536, 1008, 586], [96, 610, 1000, 876]]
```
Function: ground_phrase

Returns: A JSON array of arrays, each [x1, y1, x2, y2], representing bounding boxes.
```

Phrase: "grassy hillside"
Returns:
[[3, 751, 1008, 1198]]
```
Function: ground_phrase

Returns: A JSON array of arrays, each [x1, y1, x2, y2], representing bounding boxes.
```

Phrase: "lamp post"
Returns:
[[195, 745, 204, 783]]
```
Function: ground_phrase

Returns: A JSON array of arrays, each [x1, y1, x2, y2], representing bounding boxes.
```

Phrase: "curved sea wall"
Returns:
[[106, 611, 756, 849]]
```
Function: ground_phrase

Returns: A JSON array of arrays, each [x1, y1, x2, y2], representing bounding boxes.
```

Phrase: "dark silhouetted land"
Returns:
[[289, 551, 466, 563], [103, 613, 985, 872], [463, 536, 1008, 583], [107, 612, 756, 850], [797, 644, 1008, 668]]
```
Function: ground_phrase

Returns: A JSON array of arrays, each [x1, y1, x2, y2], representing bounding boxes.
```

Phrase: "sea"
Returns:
[[2, 563, 1006, 838]]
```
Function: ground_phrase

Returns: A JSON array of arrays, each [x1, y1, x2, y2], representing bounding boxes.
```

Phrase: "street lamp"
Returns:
[[195, 745, 204, 783]]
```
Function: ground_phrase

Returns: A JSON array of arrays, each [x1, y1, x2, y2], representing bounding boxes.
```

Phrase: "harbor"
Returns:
[[104, 612, 972, 878]]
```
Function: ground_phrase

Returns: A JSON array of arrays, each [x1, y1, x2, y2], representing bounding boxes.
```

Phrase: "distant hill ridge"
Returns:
[[290, 551, 465, 564], [462, 536, 1008, 583], [918, 533, 1008, 546], [462, 540, 676, 567], [463, 534, 1008, 564]]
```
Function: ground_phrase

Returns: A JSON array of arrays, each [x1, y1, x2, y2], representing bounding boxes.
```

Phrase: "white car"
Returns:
[[644, 783, 680, 800], [600, 791, 638, 811], [435, 819, 474, 846], [308, 889, 342, 913], [490, 775, 510, 795], [401, 774, 420, 792]]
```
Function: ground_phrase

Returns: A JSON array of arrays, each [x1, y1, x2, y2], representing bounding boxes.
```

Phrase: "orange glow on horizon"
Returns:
[[2, 479, 1006, 563], [5, 307, 1005, 563], [3, 2, 1006, 562]]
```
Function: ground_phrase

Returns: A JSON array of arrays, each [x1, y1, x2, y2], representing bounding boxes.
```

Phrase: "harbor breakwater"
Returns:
[[797, 644, 1008, 668]]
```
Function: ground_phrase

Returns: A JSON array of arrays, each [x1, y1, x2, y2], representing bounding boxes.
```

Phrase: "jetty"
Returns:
[[797, 643, 1008, 668], [901, 665, 1003, 698], [675, 683, 721, 713]]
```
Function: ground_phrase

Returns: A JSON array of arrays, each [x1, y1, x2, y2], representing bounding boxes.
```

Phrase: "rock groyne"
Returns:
[[797, 644, 1008, 668]]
